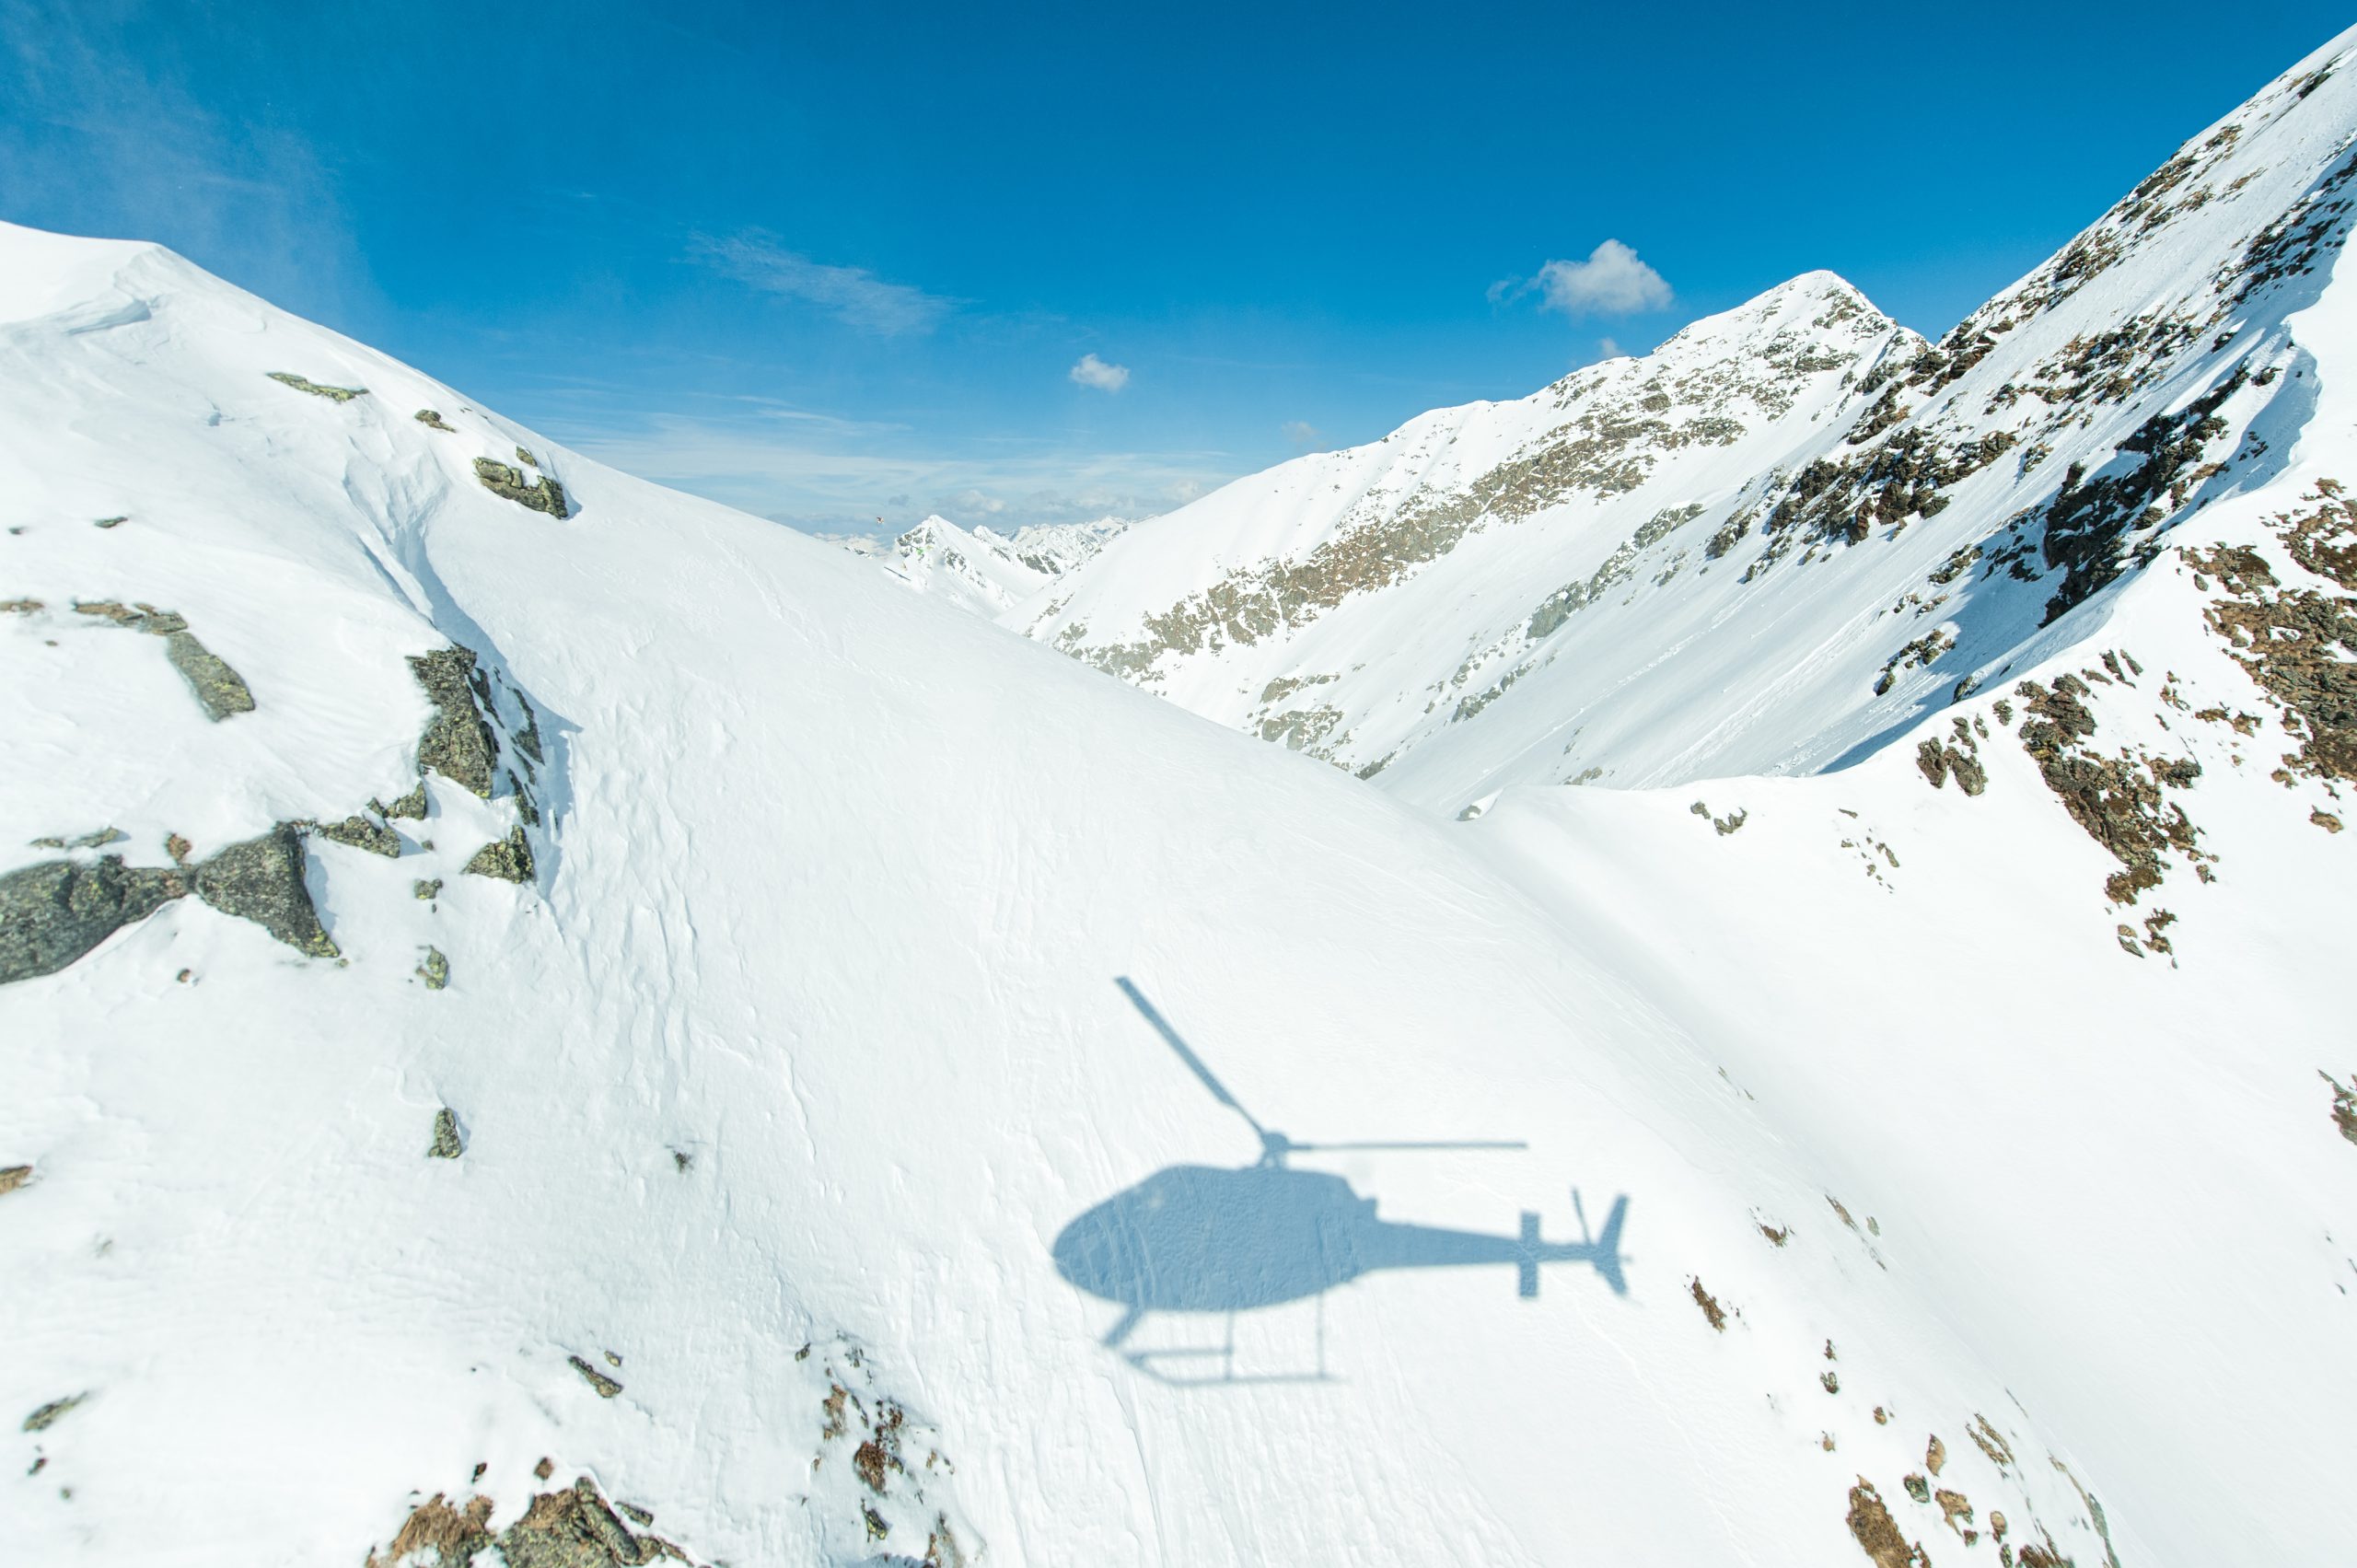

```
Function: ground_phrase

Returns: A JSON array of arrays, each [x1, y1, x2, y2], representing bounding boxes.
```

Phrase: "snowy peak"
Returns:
[[1016, 29, 2357, 813], [1010, 265, 1922, 790], [830, 511, 1132, 614]]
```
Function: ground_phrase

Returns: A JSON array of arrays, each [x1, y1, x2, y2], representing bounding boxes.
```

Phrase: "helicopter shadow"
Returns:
[[1051, 978, 1629, 1385]]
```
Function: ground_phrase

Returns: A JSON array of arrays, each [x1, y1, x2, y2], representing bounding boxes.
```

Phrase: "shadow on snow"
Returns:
[[1051, 977, 1628, 1383]]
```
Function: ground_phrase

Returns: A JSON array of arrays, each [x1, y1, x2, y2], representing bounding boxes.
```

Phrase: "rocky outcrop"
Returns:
[[192, 824, 339, 958], [464, 827, 535, 884], [474, 458, 569, 517], [0, 855, 187, 983], [265, 371, 366, 402], [409, 646, 499, 798], [314, 815, 401, 857], [72, 600, 255, 721]]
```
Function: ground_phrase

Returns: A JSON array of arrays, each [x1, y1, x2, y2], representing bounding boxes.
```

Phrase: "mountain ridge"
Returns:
[[1016, 31, 2357, 816]]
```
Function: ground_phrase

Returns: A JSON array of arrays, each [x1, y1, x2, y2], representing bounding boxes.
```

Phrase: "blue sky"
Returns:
[[3, 2, 2349, 535]]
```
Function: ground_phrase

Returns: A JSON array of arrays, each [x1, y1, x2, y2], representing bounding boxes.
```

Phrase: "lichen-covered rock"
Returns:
[[71, 600, 255, 720], [314, 815, 400, 857], [2324, 1071, 2357, 1144], [0, 856, 188, 984], [22, 1393, 87, 1433], [429, 1107, 464, 1157], [465, 827, 535, 884], [377, 783, 429, 820], [192, 825, 339, 958], [366, 1493, 492, 1568], [413, 408, 457, 432], [408, 646, 499, 798], [1846, 1480, 1929, 1567], [161, 629, 256, 719], [497, 1477, 679, 1568], [413, 877, 442, 901], [472, 458, 569, 517], [565, 1356, 622, 1400], [265, 371, 366, 401], [417, 946, 449, 990], [0, 1164, 32, 1196], [508, 771, 541, 825]]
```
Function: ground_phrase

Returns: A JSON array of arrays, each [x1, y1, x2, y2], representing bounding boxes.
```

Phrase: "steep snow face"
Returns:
[[1025, 32, 2357, 818], [0, 225, 2142, 1567], [830, 514, 1133, 616]]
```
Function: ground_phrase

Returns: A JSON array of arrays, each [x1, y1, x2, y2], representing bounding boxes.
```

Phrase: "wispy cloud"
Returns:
[[1492, 239, 1672, 319], [0, 0, 370, 324], [689, 230, 958, 335], [1281, 420, 1323, 448], [1068, 352, 1131, 392], [552, 402, 1225, 537]]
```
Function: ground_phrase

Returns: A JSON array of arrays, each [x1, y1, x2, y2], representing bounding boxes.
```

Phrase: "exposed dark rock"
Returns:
[[0, 856, 188, 984], [366, 1493, 493, 1568], [192, 825, 339, 958], [22, 1394, 87, 1433], [409, 646, 499, 797], [162, 629, 257, 719], [2188, 509, 2357, 788], [377, 783, 429, 820], [2015, 675, 2202, 902], [566, 1356, 622, 1400], [2323, 1071, 2357, 1145], [465, 827, 535, 884], [512, 693, 545, 765], [2038, 372, 2242, 624], [1845, 1481, 1928, 1568], [0, 1165, 29, 1196], [508, 771, 541, 825], [72, 600, 254, 720], [314, 815, 400, 857], [429, 1108, 465, 1158], [413, 409, 457, 432], [473, 458, 569, 517], [413, 878, 443, 900], [265, 371, 366, 401], [497, 1476, 683, 1568], [417, 946, 449, 990]]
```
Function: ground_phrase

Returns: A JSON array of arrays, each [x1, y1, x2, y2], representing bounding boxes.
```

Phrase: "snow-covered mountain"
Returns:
[[826, 514, 1132, 617], [3, 25, 2354, 1568], [1020, 36, 2357, 824]]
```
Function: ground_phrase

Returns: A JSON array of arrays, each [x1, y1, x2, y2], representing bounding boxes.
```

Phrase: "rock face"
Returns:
[[191, 825, 338, 958], [495, 1478, 679, 1568], [71, 601, 254, 721], [473, 457, 569, 517], [408, 646, 500, 798], [464, 827, 534, 884], [0, 856, 187, 983], [265, 371, 365, 402]]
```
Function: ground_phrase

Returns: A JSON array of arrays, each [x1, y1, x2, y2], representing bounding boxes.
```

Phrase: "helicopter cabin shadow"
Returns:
[[1051, 978, 1631, 1385]]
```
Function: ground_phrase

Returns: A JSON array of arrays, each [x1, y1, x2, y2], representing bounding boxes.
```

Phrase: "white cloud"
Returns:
[[1069, 353, 1131, 392], [689, 231, 957, 335], [1494, 239, 1672, 319], [1597, 336, 1623, 358], [1281, 420, 1323, 448]]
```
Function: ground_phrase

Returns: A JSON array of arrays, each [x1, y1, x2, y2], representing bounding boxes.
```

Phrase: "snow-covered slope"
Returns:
[[1022, 33, 2357, 824], [0, 223, 2171, 1567], [5, 28, 2357, 1568], [828, 514, 1132, 617]]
